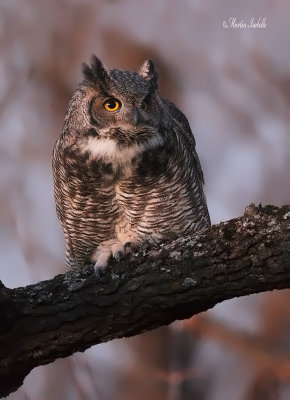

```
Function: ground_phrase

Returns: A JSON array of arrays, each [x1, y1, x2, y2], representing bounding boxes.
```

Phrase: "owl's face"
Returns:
[[66, 57, 166, 165]]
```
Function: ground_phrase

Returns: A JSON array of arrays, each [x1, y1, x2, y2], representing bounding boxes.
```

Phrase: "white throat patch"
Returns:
[[80, 135, 164, 165]]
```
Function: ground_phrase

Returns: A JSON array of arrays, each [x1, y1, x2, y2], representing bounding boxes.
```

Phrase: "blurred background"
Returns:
[[1, 0, 290, 399]]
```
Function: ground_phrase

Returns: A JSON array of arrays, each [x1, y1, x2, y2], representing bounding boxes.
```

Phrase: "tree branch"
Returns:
[[1, 204, 290, 397]]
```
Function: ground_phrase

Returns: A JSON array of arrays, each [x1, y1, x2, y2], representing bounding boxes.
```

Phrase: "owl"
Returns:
[[53, 56, 210, 276]]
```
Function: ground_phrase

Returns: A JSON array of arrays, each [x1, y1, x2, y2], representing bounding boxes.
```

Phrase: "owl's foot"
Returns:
[[91, 239, 134, 276], [124, 241, 140, 253]]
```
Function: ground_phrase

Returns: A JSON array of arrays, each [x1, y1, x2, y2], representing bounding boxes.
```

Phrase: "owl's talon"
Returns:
[[124, 242, 132, 255], [94, 264, 106, 279], [124, 241, 139, 254], [113, 250, 123, 263]]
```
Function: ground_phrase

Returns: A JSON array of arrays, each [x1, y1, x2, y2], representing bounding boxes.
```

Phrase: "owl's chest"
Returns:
[[80, 152, 193, 242], [83, 148, 179, 221], [113, 166, 175, 225]]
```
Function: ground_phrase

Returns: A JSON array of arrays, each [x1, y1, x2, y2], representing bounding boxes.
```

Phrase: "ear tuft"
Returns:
[[82, 55, 110, 86], [138, 59, 158, 87]]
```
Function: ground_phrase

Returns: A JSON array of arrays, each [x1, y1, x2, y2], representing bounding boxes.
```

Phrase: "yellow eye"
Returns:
[[103, 98, 121, 112]]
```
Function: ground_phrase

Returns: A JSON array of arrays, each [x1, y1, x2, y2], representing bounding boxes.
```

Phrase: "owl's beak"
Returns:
[[131, 108, 141, 129]]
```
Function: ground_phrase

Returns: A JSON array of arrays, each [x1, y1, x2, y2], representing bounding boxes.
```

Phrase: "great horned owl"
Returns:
[[53, 56, 210, 275]]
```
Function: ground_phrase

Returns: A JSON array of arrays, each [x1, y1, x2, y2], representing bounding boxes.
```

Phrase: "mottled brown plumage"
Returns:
[[53, 56, 210, 275]]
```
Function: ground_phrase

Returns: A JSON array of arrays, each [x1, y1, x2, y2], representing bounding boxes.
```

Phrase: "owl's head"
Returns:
[[65, 56, 167, 165]]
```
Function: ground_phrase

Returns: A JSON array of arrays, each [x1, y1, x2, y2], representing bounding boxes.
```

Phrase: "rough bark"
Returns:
[[1, 204, 290, 397]]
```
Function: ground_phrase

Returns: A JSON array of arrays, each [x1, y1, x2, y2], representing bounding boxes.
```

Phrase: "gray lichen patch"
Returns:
[[182, 276, 200, 288], [283, 211, 290, 220], [169, 250, 182, 260]]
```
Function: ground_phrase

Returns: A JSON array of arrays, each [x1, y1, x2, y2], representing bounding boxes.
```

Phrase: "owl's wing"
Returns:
[[52, 139, 76, 267], [163, 98, 211, 226], [163, 98, 205, 184]]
